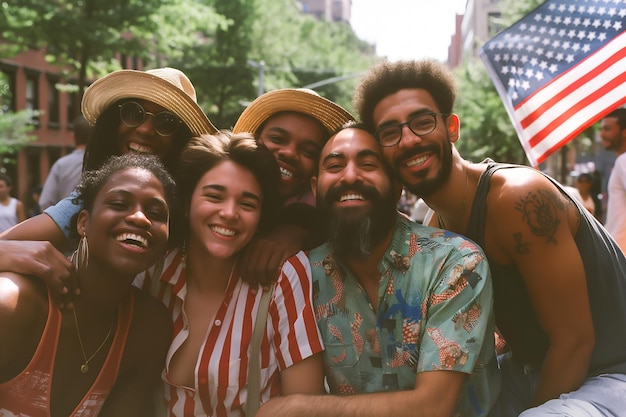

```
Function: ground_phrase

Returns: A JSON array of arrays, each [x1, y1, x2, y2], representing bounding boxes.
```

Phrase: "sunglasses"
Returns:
[[119, 101, 182, 137]]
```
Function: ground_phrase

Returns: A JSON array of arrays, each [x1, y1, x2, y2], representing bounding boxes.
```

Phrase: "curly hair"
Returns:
[[71, 153, 177, 243], [174, 131, 283, 238], [353, 59, 457, 131]]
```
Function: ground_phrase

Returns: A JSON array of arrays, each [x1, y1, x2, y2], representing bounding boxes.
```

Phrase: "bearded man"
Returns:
[[255, 123, 499, 417]]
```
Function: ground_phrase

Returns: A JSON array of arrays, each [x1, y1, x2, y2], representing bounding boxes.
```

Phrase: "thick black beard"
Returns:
[[327, 207, 374, 260], [318, 184, 397, 263]]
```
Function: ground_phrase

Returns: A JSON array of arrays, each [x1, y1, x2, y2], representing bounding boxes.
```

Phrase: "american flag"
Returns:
[[479, 0, 626, 167]]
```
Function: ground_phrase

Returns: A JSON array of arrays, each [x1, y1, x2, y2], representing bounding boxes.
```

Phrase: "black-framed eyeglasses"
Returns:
[[375, 112, 448, 147], [119, 101, 182, 137]]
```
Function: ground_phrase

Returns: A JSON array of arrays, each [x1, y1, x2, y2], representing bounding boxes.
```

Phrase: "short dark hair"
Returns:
[[0, 172, 13, 188], [354, 59, 457, 131], [71, 154, 177, 242], [72, 115, 94, 146], [604, 108, 626, 130], [175, 131, 283, 237]]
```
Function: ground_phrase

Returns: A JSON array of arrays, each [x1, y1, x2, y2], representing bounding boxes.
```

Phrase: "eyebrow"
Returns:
[[321, 149, 383, 164], [201, 184, 262, 202], [264, 126, 323, 149], [105, 189, 168, 208], [377, 108, 436, 129]]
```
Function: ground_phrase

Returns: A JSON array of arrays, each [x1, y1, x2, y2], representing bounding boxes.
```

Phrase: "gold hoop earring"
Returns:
[[71, 234, 89, 270]]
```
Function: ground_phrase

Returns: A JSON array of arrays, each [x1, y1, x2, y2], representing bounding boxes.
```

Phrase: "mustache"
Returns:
[[394, 143, 439, 166], [324, 183, 381, 204]]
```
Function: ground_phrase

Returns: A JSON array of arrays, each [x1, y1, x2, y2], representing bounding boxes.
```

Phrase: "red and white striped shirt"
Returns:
[[135, 249, 323, 417]]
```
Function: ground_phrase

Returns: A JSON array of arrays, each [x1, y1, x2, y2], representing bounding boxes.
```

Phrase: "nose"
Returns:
[[276, 142, 298, 161], [398, 124, 422, 149], [134, 114, 157, 136], [218, 200, 239, 220], [340, 161, 362, 185], [126, 208, 151, 227]]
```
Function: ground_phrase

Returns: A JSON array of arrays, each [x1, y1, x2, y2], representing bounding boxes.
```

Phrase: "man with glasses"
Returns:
[[352, 59, 626, 416], [256, 123, 499, 417]]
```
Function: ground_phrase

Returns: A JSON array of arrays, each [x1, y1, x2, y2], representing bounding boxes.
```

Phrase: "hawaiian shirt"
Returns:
[[308, 214, 500, 417]]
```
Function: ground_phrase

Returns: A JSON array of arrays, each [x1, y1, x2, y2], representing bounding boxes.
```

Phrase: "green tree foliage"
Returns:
[[0, 0, 225, 118], [170, 0, 257, 129], [454, 60, 527, 164], [175, 0, 376, 128], [1, 0, 376, 129], [0, 73, 37, 165], [247, 0, 375, 109]]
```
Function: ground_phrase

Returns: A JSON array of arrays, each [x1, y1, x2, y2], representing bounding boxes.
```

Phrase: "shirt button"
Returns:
[[200, 378, 207, 384], [215, 319, 222, 326]]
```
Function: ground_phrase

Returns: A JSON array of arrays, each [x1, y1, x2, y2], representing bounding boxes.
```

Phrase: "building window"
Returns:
[[25, 72, 40, 125], [66, 88, 78, 125], [488, 11, 504, 37], [47, 77, 60, 127]]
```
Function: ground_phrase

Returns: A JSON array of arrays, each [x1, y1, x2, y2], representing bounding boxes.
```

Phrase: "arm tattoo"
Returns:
[[513, 232, 530, 254], [515, 189, 563, 246]]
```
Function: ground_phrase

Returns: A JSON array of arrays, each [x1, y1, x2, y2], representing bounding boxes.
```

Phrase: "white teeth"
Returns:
[[128, 143, 154, 154], [210, 226, 236, 237], [116, 233, 148, 248], [406, 154, 429, 167], [279, 167, 294, 179], [340, 193, 364, 202]]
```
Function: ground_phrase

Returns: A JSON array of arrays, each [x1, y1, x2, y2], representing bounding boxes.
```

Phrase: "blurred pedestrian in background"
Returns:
[[0, 173, 26, 233], [39, 115, 94, 210], [601, 107, 626, 253]]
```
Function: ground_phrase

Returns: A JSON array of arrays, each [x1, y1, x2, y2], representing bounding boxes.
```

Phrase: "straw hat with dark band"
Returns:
[[233, 88, 354, 135], [82, 67, 217, 135]]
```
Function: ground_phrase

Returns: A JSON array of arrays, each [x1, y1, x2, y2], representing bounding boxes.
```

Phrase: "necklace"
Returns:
[[72, 308, 115, 373]]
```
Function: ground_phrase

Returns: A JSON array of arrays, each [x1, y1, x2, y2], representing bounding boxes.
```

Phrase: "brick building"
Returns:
[[0, 50, 143, 206], [0, 48, 84, 205]]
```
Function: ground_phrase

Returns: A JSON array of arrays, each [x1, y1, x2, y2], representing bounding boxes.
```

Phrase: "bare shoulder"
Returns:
[[483, 166, 574, 262], [487, 166, 568, 219], [0, 272, 48, 374], [0, 272, 48, 318]]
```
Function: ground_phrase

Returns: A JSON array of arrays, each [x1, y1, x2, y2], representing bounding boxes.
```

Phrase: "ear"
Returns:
[[447, 114, 460, 143], [311, 176, 318, 199], [76, 209, 89, 237]]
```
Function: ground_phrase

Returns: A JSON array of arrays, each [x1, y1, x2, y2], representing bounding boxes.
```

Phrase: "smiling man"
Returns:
[[354, 59, 626, 416], [256, 123, 499, 417]]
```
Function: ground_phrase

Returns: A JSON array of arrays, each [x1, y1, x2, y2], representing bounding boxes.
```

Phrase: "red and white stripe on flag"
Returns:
[[479, 0, 626, 167]]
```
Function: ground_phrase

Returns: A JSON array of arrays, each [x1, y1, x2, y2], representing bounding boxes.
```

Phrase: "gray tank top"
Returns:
[[466, 163, 626, 375]]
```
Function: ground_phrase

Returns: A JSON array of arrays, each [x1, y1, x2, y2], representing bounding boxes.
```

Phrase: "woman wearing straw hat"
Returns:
[[0, 67, 217, 305], [232, 88, 354, 286]]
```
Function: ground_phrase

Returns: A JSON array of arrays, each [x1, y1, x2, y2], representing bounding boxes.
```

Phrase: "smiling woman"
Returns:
[[0, 154, 175, 417], [133, 132, 326, 416], [0, 67, 217, 302]]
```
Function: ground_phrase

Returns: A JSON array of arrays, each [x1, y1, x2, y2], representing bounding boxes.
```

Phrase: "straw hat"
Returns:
[[82, 67, 217, 135], [233, 88, 354, 135]]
